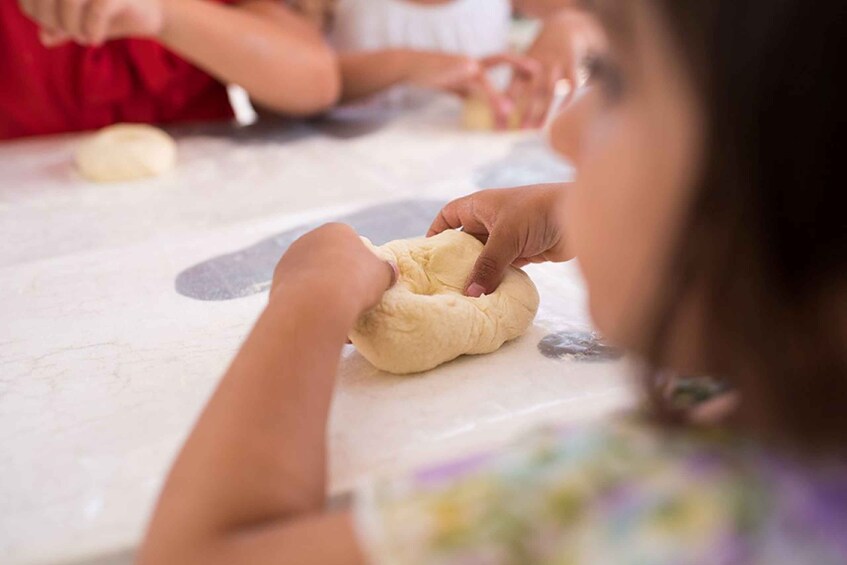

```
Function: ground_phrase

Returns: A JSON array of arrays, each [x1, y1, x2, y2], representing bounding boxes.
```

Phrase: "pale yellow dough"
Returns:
[[462, 95, 523, 131], [75, 124, 177, 182], [350, 230, 540, 374]]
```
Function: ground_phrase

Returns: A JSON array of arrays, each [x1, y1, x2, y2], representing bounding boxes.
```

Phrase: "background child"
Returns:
[[139, 0, 847, 562], [292, 0, 598, 129], [1, 0, 338, 139]]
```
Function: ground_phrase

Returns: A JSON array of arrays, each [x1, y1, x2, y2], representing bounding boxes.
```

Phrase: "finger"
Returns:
[[427, 197, 470, 236], [18, 0, 37, 19], [427, 196, 490, 237], [423, 57, 480, 92], [531, 62, 565, 129], [39, 27, 71, 46], [523, 62, 552, 130], [59, 0, 86, 40], [427, 209, 454, 237], [385, 260, 399, 289], [505, 71, 528, 110], [466, 230, 519, 297], [517, 59, 546, 128], [506, 63, 543, 129], [83, 0, 119, 45], [473, 72, 512, 130], [482, 54, 541, 130], [481, 53, 540, 81], [34, 0, 60, 29]]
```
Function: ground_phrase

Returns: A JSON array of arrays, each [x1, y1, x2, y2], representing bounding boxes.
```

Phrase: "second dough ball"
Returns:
[[75, 124, 177, 183], [350, 230, 540, 374], [462, 94, 523, 131]]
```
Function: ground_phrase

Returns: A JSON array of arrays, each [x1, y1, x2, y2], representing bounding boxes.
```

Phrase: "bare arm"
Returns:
[[338, 49, 416, 102], [19, 0, 340, 115], [139, 225, 395, 564], [512, 0, 576, 18], [160, 0, 339, 115]]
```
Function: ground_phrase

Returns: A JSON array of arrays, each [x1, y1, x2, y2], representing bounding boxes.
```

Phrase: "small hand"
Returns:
[[271, 223, 398, 319], [408, 52, 541, 130], [18, 0, 165, 47], [509, 9, 606, 128], [428, 185, 573, 297]]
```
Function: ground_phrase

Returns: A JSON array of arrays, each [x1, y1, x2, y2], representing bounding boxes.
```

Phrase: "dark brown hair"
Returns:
[[641, 1, 847, 448]]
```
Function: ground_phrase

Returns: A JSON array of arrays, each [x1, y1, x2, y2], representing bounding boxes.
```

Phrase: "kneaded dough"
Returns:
[[75, 124, 177, 182], [462, 94, 523, 131], [350, 230, 540, 374]]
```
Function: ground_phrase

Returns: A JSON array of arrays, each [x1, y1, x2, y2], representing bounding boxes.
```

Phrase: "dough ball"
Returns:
[[350, 230, 540, 374], [462, 94, 523, 131], [75, 124, 177, 182]]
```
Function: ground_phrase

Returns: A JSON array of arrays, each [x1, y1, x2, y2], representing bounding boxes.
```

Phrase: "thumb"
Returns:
[[466, 233, 517, 297]]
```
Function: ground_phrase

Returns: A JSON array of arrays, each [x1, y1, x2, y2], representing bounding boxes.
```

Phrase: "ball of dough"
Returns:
[[75, 124, 177, 182], [462, 95, 523, 131], [350, 230, 540, 374]]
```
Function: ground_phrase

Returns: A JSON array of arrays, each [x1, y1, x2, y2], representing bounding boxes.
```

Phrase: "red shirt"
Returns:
[[0, 0, 235, 140]]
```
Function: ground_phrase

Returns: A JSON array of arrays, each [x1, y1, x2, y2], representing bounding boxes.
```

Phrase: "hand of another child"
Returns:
[[18, 0, 165, 47], [509, 8, 606, 128], [271, 223, 397, 320], [407, 52, 541, 130], [428, 185, 573, 297]]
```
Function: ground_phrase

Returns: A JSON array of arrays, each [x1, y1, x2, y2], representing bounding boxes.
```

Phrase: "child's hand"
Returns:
[[428, 185, 573, 297], [407, 52, 540, 130], [509, 9, 605, 127], [18, 0, 164, 47], [271, 223, 398, 320]]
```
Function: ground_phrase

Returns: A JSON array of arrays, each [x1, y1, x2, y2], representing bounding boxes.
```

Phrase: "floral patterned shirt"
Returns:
[[356, 417, 847, 565]]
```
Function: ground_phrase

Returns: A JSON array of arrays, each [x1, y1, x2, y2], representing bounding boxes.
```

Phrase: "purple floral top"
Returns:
[[355, 417, 847, 564]]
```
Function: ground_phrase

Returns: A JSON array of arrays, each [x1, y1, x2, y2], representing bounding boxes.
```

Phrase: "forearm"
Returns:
[[339, 49, 416, 102], [159, 0, 339, 115], [144, 285, 355, 551], [513, 0, 575, 17]]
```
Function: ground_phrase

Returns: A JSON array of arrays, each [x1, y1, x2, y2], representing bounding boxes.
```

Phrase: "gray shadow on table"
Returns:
[[176, 199, 446, 301], [474, 136, 574, 189], [310, 105, 397, 140], [538, 331, 622, 362], [170, 117, 316, 145], [170, 105, 396, 144]]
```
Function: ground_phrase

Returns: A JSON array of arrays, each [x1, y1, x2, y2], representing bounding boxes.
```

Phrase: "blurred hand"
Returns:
[[509, 9, 606, 128], [271, 223, 397, 319], [428, 184, 573, 297], [18, 0, 164, 47], [407, 52, 541, 130]]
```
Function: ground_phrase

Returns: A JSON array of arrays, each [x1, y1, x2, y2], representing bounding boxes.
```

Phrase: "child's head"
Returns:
[[549, 0, 847, 447]]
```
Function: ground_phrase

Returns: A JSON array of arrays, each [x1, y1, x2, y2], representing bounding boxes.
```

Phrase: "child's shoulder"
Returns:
[[358, 416, 847, 564]]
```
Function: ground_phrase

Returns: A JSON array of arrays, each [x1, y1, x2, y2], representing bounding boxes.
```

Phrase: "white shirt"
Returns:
[[331, 0, 512, 57]]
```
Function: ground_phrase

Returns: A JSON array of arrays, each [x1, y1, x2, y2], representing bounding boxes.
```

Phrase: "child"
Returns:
[[139, 0, 847, 562], [1, 0, 338, 139], [292, 0, 598, 129]]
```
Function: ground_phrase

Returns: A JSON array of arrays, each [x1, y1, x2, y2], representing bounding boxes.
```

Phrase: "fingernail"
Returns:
[[387, 261, 399, 287], [467, 283, 486, 298]]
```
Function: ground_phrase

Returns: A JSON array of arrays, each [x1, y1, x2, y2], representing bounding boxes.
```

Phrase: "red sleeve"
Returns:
[[0, 0, 237, 140]]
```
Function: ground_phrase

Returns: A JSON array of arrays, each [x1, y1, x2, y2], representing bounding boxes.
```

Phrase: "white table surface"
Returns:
[[0, 97, 635, 565]]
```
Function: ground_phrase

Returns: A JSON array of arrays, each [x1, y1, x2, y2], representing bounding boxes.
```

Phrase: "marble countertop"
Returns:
[[0, 97, 634, 565]]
